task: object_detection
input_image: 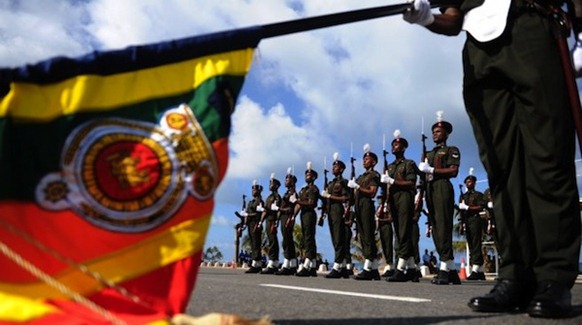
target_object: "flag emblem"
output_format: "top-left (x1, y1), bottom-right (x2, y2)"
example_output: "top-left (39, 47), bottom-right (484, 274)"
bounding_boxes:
top-left (35, 103), bottom-right (217, 233)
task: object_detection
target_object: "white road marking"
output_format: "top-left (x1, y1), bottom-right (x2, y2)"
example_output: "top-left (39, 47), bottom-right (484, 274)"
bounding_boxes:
top-left (260, 284), bottom-right (431, 302)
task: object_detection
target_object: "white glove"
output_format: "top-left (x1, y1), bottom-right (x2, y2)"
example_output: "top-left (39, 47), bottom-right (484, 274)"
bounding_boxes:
top-left (256, 205), bottom-right (264, 212)
top-left (321, 190), bottom-right (331, 199)
top-left (270, 203), bottom-right (279, 211)
top-left (403, 0), bottom-right (435, 26)
top-left (380, 172), bottom-right (394, 185)
top-left (573, 37), bottom-right (582, 78)
top-left (347, 178), bottom-right (360, 189)
top-left (458, 201), bottom-right (469, 211)
top-left (487, 201), bottom-right (493, 209)
top-left (289, 194), bottom-right (297, 203)
top-left (239, 210), bottom-right (248, 217)
top-left (418, 158), bottom-right (435, 174)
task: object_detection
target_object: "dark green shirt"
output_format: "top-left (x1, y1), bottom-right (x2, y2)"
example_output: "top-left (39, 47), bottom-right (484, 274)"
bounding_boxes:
top-left (461, 189), bottom-right (486, 217)
top-left (387, 158), bottom-right (417, 193)
top-left (426, 145), bottom-right (460, 181)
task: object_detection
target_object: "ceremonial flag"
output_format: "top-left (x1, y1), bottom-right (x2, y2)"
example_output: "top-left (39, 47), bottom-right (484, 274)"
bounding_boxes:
top-left (0, 27), bottom-right (260, 324)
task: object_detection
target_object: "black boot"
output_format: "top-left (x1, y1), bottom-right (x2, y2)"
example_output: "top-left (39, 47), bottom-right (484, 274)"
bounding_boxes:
top-left (325, 269), bottom-right (342, 279)
top-left (407, 269), bottom-right (420, 283)
top-left (431, 270), bottom-right (450, 285)
top-left (387, 269), bottom-right (408, 282)
top-left (468, 279), bottom-right (534, 313)
top-left (245, 266), bottom-right (261, 274)
top-left (260, 267), bottom-right (277, 274)
top-left (274, 267), bottom-right (296, 276)
top-left (527, 281), bottom-right (573, 318)
top-left (448, 270), bottom-right (462, 285)
top-left (295, 267), bottom-right (311, 277)
top-left (341, 268), bottom-right (352, 278)
top-left (381, 269), bottom-right (395, 278)
top-left (354, 269), bottom-right (381, 281)
top-left (467, 271), bottom-right (486, 281)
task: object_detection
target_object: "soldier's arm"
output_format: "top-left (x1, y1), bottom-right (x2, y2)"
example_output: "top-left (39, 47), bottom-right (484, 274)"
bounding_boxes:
top-left (358, 184), bottom-right (378, 198)
top-left (433, 163), bottom-right (459, 178)
top-left (426, 6), bottom-right (463, 36)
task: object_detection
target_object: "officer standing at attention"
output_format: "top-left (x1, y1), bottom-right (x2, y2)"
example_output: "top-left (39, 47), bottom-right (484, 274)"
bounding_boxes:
top-left (240, 180), bottom-right (265, 274)
top-left (417, 111), bottom-right (461, 285)
top-left (403, 0), bottom-right (581, 317)
top-left (458, 168), bottom-right (487, 280)
top-left (259, 173), bottom-right (282, 274)
top-left (295, 162), bottom-right (320, 277)
top-left (348, 144), bottom-right (381, 280)
top-left (275, 168), bottom-right (299, 276)
top-left (381, 130), bottom-right (420, 282)
top-left (321, 153), bottom-right (350, 278)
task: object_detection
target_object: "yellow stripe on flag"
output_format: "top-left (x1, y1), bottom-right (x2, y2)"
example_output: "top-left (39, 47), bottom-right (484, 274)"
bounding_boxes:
top-left (0, 292), bottom-right (58, 321)
top-left (0, 48), bottom-right (254, 121)
top-left (0, 214), bottom-right (211, 298)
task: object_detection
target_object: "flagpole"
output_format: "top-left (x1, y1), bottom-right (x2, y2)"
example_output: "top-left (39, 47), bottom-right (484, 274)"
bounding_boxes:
top-left (260, 0), bottom-right (458, 39)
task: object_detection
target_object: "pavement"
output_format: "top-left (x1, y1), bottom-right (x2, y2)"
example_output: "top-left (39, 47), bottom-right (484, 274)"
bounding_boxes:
top-left (187, 265), bottom-right (582, 325)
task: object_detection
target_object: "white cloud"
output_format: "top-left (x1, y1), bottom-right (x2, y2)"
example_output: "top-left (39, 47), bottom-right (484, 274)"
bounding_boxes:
top-left (211, 214), bottom-right (230, 227)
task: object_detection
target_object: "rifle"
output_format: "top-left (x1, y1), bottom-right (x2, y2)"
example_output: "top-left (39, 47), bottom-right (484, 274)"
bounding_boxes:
top-left (284, 191), bottom-right (297, 229)
top-left (416, 122), bottom-right (431, 237)
top-left (345, 144), bottom-right (356, 226)
top-left (317, 157), bottom-right (329, 227)
top-left (456, 184), bottom-right (467, 235)
top-left (234, 194), bottom-right (247, 265)
top-left (376, 134), bottom-right (392, 231)
top-left (234, 194), bottom-right (247, 237)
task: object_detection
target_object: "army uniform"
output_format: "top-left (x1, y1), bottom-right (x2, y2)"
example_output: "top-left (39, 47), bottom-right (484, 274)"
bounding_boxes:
top-left (244, 185), bottom-right (264, 273)
top-left (295, 169), bottom-right (320, 277)
top-left (275, 173), bottom-right (298, 275)
top-left (453, 0), bottom-right (582, 317)
top-left (459, 177), bottom-right (487, 280)
top-left (260, 178), bottom-right (282, 274)
top-left (422, 119), bottom-right (461, 285)
top-left (386, 156), bottom-right (418, 282)
top-left (352, 152), bottom-right (381, 280)
top-left (324, 159), bottom-right (350, 279)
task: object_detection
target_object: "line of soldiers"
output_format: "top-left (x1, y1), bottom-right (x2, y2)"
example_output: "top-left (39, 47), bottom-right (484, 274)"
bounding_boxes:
top-left (237, 111), bottom-right (497, 284)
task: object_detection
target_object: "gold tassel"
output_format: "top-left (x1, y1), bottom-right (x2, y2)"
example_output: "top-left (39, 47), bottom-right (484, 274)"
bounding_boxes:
top-left (171, 313), bottom-right (272, 325)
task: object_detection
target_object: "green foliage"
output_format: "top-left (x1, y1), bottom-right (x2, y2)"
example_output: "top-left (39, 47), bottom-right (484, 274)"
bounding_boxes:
top-left (203, 246), bottom-right (223, 262)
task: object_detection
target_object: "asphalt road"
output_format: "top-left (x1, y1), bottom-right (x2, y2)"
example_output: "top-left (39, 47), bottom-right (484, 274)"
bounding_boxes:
top-left (186, 266), bottom-right (582, 325)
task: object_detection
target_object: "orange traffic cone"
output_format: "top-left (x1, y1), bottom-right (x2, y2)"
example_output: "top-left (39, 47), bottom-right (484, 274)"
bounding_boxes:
top-left (459, 257), bottom-right (467, 280)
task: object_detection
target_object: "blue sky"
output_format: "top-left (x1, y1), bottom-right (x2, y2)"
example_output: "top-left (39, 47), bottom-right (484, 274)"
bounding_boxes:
top-left (2, 0), bottom-right (581, 265)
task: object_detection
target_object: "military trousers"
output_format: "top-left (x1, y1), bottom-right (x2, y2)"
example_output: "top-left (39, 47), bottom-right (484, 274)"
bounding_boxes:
top-left (463, 11), bottom-right (581, 286)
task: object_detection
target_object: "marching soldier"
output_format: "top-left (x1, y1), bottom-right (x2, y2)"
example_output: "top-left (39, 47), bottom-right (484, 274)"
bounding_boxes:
top-left (240, 180), bottom-right (265, 274)
top-left (275, 168), bottom-right (299, 275)
top-left (417, 111), bottom-right (461, 285)
top-left (381, 130), bottom-right (419, 282)
top-left (295, 162), bottom-right (320, 277)
top-left (259, 173), bottom-right (282, 274)
top-left (321, 153), bottom-right (350, 278)
top-left (348, 144), bottom-right (381, 280)
top-left (458, 168), bottom-right (487, 280)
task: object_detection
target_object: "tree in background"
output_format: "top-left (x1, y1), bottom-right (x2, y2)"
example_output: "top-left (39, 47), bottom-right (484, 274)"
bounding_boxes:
top-left (203, 246), bottom-right (223, 263)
